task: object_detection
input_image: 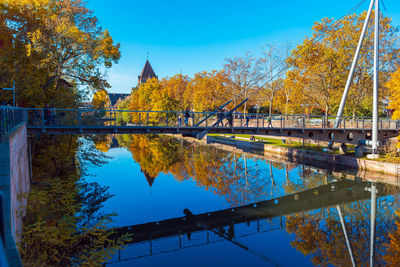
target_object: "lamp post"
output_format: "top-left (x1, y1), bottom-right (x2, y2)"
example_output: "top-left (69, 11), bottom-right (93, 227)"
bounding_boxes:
top-left (0, 81), bottom-right (15, 106)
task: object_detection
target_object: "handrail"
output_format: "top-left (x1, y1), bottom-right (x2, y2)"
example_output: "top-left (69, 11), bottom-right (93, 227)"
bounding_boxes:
top-left (1, 106), bottom-right (398, 135)
top-left (21, 107), bottom-right (393, 120)
top-left (0, 106), bottom-right (26, 141)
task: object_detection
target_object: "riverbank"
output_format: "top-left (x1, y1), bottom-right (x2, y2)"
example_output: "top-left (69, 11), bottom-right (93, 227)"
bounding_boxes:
top-left (168, 133), bottom-right (399, 181)
top-left (206, 135), bottom-right (400, 177)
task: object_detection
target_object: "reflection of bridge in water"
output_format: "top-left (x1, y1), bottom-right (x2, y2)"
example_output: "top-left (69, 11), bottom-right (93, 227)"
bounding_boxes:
top-left (19, 108), bottom-right (400, 145)
top-left (108, 179), bottom-right (395, 265)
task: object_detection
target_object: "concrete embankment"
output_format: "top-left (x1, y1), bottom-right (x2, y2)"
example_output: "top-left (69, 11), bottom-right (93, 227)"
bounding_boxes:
top-left (170, 134), bottom-right (398, 182)
top-left (203, 136), bottom-right (400, 178)
top-left (0, 123), bottom-right (30, 266)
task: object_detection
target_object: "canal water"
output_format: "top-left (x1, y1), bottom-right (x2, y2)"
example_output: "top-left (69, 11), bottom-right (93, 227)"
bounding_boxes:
top-left (86, 135), bottom-right (400, 266)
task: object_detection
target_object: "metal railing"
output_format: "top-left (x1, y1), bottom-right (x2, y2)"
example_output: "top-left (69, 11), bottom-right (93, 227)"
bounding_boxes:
top-left (0, 106), bottom-right (25, 141)
top-left (23, 108), bottom-right (400, 132)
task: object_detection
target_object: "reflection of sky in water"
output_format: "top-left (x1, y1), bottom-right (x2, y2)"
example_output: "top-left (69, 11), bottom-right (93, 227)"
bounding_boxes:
top-left (86, 146), bottom-right (399, 266)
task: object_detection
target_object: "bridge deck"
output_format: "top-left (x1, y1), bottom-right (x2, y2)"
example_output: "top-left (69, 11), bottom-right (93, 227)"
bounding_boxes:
top-left (27, 125), bottom-right (398, 145)
top-left (1, 106), bottom-right (397, 144)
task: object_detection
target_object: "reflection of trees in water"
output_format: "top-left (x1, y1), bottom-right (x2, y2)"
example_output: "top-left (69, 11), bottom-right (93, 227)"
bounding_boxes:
top-left (119, 135), bottom-right (286, 205)
top-left (285, 183), bottom-right (400, 266)
top-left (385, 210), bottom-right (400, 265)
top-left (19, 135), bottom-right (129, 265)
top-left (283, 166), bottom-right (330, 195)
top-left (117, 135), bottom-right (400, 265)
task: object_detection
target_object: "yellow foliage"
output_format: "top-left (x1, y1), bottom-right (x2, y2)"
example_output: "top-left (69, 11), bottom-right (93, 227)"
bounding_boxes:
top-left (92, 90), bottom-right (110, 109)
top-left (387, 68), bottom-right (400, 120)
top-left (186, 70), bottom-right (229, 111)
top-left (384, 209), bottom-right (400, 266)
top-left (284, 11), bottom-right (399, 116)
top-left (94, 135), bottom-right (111, 152)
top-left (0, 0), bottom-right (120, 107)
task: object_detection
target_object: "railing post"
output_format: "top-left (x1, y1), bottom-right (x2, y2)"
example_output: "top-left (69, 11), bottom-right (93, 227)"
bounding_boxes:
top-left (166, 113), bottom-right (169, 126)
top-left (78, 110), bottom-right (82, 130)
top-left (256, 115), bottom-right (259, 128)
top-left (343, 118), bottom-right (346, 130)
top-left (362, 118), bottom-right (365, 131)
top-left (302, 116), bottom-right (305, 132)
top-left (41, 109), bottom-right (44, 129)
top-left (280, 116), bottom-right (283, 130)
top-left (139, 112), bottom-right (141, 126)
top-left (283, 115), bottom-right (285, 128)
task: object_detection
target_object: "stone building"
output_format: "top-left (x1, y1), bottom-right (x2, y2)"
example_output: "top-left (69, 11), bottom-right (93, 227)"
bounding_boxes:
top-left (138, 60), bottom-right (158, 85)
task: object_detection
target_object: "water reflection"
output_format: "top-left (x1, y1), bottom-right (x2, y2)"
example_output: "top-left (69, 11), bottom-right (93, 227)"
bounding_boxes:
top-left (90, 134), bottom-right (400, 266)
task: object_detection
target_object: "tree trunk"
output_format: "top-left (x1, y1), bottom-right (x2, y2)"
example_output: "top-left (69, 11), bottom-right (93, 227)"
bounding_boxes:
top-left (269, 98), bottom-right (273, 115)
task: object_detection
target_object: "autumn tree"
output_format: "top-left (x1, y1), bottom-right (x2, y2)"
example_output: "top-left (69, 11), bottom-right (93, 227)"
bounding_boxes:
top-left (0, 0), bottom-right (120, 107)
top-left (259, 44), bottom-right (286, 114)
top-left (285, 11), bottom-right (399, 116)
top-left (387, 68), bottom-right (400, 120)
top-left (224, 54), bottom-right (261, 114)
top-left (116, 97), bottom-right (132, 125)
top-left (92, 90), bottom-right (110, 109)
top-left (185, 70), bottom-right (229, 111)
top-left (162, 74), bottom-right (188, 110)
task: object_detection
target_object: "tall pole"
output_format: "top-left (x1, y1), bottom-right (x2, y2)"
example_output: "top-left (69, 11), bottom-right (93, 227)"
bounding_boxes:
top-left (370, 0), bottom-right (380, 158)
top-left (333, 0), bottom-right (375, 128)
top-left (328, 0), bottom-right (374, 150)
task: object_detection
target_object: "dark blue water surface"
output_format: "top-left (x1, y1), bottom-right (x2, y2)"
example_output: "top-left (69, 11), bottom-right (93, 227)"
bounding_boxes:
top-left (86, 135), bottom-right (400, 266)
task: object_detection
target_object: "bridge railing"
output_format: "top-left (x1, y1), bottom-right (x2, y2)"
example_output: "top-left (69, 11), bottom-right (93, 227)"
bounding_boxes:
top-left (24, 108), bottom-right (400, 131)
top-left (0, 106), bottom-right (26, 140)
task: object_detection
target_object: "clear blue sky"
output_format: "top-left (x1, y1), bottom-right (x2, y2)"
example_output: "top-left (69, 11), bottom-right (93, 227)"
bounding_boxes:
top-left (87, 0), bottom-right (400, 93)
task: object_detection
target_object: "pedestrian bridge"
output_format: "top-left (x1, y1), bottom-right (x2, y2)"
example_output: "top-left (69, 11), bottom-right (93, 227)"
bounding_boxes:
top-left (1, 106), bottom-right (399, 145)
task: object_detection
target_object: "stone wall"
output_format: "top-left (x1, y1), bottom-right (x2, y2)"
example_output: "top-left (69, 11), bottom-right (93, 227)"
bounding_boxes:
top-left (0, 123), bottom-right (30, 266)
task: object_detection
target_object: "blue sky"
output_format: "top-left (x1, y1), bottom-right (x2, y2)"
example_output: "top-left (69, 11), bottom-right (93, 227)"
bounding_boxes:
top-left (87, 0), bottom-right (400, 93)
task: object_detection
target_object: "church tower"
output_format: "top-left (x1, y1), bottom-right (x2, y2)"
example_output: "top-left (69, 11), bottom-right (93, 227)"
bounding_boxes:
top-left (138, 60), bottom-right (158, 85)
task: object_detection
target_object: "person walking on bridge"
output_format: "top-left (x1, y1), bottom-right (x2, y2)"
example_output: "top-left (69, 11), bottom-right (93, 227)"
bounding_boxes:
top-left (267, 116), bottom-right (272, 128)
top-left (217, 111), bottom-right (224, 126)
top-left (227, 112), bottom-right (233, 128)
top-left (184, 110), bottom-right (190, 126)
top-left (178, 115), bottom-right (182, 126)
top-left (244, 115), bottom-right (250, 127)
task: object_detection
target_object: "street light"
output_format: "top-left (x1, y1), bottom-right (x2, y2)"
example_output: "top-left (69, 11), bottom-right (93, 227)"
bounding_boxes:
top-left (0, 81), bottom-right (15, 106)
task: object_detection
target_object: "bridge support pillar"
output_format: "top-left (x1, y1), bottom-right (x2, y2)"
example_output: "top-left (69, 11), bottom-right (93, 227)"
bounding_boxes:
top-left (355, 145), bottom-right (365, 157)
